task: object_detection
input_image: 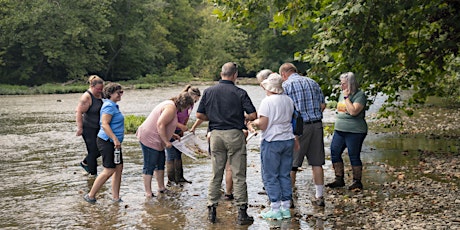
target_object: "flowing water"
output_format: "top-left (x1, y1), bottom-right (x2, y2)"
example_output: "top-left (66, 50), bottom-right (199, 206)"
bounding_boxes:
top-left (0, 84), bottom-right (458, 229)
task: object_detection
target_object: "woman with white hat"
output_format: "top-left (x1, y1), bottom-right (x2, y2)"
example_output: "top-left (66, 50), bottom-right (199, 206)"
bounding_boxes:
top-left (250, 73), bottom-right (297, 220)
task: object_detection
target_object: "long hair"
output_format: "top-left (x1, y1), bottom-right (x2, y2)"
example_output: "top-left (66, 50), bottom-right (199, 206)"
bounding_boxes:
top-left (340, 72), bottom-right (359, 95)
top-left (171, 92), bottom-right (195, 112)
top-left (182, 85), bottom-right (201, 97)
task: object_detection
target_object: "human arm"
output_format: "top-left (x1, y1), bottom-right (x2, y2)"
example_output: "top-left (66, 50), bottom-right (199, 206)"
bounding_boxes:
top-left (245, 112), bottom-right (257, 122)
top-left (157, 104), bottom-right (177, 149)
top-left (251, 115), bottom-right (268, 131)
top-left (75, 92), bottom-right (91, 136)
top-left (343, 89), bottom-right (365, 116)
top-left (190, 119), bottom-right (204, 133)
top-left (196, 112), bottom-right (209, 121)
top-left (100, 113), bottom-right (121, 149)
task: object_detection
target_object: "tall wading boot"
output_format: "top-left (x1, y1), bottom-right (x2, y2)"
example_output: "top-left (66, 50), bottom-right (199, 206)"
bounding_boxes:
top-left (348, 165), bottom-right (363, 191)
top-left (326, 162), bottom-right (345, 188)
top-left (175, 159), bottom-right (192, 184)
top-left (208, 205), bottom-right (217, 223)
top-left (166, 161), bottom-right (176, 187)
top-left (237, 205), bottom-right (254, 225)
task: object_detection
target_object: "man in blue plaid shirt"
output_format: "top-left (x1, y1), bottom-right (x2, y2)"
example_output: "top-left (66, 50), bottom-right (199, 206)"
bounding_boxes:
top-left (279, 63), bottom-right (326, 207)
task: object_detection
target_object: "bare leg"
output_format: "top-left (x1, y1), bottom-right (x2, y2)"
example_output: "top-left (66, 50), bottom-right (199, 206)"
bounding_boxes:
top-left (143, 174), bottom-right (153, 197)
top-left (88, 167), bottom-right (115, 198)
top-left (111, 164), bottom-right (123, 200)
top-left (312, 166), bottom-right (324, 185)
top-left (155, 170), bottom-right (166, 191)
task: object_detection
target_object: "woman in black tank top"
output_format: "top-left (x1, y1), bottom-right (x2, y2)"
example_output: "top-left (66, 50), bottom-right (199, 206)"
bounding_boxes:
top-left (75, 75), bottom-right (104, 176)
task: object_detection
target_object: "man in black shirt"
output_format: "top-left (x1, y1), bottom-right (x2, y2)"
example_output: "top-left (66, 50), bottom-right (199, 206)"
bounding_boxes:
top-left (197, 62), bottom-right (257, 225)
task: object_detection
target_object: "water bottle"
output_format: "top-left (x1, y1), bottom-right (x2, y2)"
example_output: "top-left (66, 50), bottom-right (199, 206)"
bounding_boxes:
top-left (114, 148), bottom-right (121, 164)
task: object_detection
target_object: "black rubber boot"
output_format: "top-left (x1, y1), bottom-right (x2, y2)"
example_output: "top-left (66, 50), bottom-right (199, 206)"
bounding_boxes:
top-left (348, 166), bottom-right (363, 191)
top-left (166, 161), bottom-right (176, 186)
top-left (237, 205), bottom-right (254, 225)
top-left (326, 162), bottom-right (345, 188)
top-left (175, 159), bottom-right (192, 184)
top-left (208, 205), bottom-right (217, 223)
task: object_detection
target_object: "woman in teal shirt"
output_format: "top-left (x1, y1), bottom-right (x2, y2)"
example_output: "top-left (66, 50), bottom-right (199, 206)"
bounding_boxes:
top-left (326, 72), bottom-right (367, 191)
top-left (84, 83), bottom-right (125, 203)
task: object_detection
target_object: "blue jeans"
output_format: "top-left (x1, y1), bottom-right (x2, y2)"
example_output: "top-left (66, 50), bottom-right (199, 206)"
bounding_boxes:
top-left (140, 142), bottom-right (165, 175)
top-left (260, 139), bottom-right (294, 203)
top-left (330, 130), bottom-right (367, 166)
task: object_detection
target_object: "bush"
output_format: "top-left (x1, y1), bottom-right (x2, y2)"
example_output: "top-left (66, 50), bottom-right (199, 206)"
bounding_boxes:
top-left (124, 115), bottom-right (146, 134)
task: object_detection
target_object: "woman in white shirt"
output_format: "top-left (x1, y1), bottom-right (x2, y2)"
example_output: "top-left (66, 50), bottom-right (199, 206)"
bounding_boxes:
top-left (251, 73), bottom-right (297, 220)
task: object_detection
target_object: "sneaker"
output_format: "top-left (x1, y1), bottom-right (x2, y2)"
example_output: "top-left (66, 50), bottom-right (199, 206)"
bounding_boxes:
top-left (280, 209), bottom-right (291, 219)
top-left (260, 209), bottom-right (282, 220)
top-left (80, 161), bottom-right (90, 174)
top-left (312, 196), bottom-right (325, 207)
top-left (224, 193), bottom-right (234, 200)
top-left (83, 194), bottom-right (96, 204)
top-left (112, 198), bottom-right (123, 203)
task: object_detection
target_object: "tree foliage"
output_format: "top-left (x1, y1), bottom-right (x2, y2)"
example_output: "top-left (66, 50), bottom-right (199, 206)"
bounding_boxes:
top-left (0, 0), bottom-right (254, 85)
top-left (211, 0), bottom-right (460, 117)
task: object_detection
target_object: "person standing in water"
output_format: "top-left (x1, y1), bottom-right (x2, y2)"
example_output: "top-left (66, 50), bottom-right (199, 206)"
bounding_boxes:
top-left (75, 75), bottom-right (104, 177)
top-left (137, 92), bottom-right (195, 197)
top-left (83, 83), bottom-right (125, 203)
top-left (165, 85), bottom-right (201, 186)
top-left (196, 62), bottom-right (257, 225)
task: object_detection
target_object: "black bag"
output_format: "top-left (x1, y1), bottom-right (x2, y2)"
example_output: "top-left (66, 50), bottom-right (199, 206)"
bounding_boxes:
top-left (292, 109), bottom-right (303, 136)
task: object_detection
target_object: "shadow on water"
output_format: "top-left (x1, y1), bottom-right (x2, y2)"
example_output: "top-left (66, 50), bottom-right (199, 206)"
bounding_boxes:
top-left (0, 86), bottom-right (458, 229)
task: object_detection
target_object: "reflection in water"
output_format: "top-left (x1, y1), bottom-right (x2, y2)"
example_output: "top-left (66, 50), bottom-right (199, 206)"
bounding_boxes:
top-left (0, 86), bottom-right (456, 229)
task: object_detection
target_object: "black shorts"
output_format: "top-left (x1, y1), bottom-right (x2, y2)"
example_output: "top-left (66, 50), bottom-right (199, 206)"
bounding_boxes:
top-left (97, 137), bottom-right (123, 168)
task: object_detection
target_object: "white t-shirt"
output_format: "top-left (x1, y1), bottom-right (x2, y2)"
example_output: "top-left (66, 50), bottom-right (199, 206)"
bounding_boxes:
top-left (258, 94), bottom-right (295, 142)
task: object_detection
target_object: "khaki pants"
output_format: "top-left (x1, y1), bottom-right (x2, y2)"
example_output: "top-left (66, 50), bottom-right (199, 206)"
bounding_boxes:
top-left (207, 129), bottom-right (248, 207)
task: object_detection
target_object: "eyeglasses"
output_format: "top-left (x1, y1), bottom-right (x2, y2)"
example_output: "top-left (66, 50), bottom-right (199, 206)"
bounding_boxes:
top-left (117, 90), bottom-right (124, 96)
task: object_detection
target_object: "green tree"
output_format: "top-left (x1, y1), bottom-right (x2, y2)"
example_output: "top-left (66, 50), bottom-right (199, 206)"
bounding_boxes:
top-left (0, 0), bottom-right (112, 85)
top-left (211, 0), bottom-right (460, 116)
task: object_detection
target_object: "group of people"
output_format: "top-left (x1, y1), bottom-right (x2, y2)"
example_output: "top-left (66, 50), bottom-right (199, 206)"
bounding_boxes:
top-left (75, 61), bottom-right (368, 226)
top-left (76, 76), bottom-right (199, 203)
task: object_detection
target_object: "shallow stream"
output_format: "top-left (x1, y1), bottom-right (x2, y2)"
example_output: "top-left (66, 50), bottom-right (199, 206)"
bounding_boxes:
top-left (0, 84), bottom-right (458, 229)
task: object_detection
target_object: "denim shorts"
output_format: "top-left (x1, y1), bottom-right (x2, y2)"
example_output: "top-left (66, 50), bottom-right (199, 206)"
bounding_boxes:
top-left (140, 142), bottom-right (165, 175)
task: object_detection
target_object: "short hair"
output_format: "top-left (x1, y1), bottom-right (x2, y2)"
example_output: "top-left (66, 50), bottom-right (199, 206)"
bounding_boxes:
top-left (171, 92), bottom-right (195, 112)
top-left (103, 83), bottom-right (122, 99)
top-left (279, 63), bottom-right (297, 75)
top-left (88, 75), bottom-right (104, 87)
top-left (340, 72), bottom-right (359, 94)
top-left (221, 62), bottom-right (238, 77)
top-left (256, 69), bottom-right (272, 83)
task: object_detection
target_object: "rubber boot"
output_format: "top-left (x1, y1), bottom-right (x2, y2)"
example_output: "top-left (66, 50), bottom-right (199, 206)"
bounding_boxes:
top-left (348, 166), bottom-right (363, 191)
top-left (166, 161), bottom-right (176, 187)
top-left (326, 162), bottom-right (345, 188)
top-left (208, 205), bottom-right (217, 223)
top-left (175, 159), bottom-right (192, 184)
top-left (237, 205), bottom-right (254, 225)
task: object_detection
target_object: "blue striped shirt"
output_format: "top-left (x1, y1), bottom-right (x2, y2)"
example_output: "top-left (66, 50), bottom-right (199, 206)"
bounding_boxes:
top-left (282, 73), bottom-right (325, 122)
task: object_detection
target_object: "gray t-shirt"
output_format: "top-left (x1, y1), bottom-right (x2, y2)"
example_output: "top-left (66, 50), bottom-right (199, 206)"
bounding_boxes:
top-left (335, 90), bottom-right (368, 133)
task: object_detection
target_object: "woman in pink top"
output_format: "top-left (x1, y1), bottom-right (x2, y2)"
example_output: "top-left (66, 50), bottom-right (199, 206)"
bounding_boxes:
top-left (136, 92), bottom-right (195, 197)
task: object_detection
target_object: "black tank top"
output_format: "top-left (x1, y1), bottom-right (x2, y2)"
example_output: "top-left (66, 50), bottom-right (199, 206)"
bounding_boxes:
top-left (82, 90), bottom-right (103, 129)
